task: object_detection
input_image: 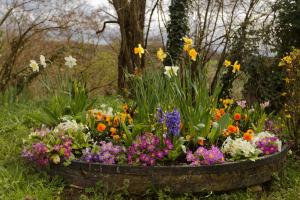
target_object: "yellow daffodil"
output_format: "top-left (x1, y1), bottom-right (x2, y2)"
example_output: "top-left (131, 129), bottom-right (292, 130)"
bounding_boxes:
top-left (182, 36), bottom-right (193, 52)
top-left (134, 44), bottom-right (144, 58)
top-left (183, 36), bottom-right (193, 46)
top-left (232, 61), bottom-right (240, 73)
top-left (157, 48), bottom-right (167, 62)
top-left (189, 48), bottom-right (198, 61)
top-left (224, 60), bottom-right (231, 67)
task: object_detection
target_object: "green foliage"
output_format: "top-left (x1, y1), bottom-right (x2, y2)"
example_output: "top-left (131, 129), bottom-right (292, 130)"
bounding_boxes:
top-left (242, 56), bottom-right (285, 113)
top-left (129, 67), bottom-right (220, 145)
top-left (30, 81), bottom-right (95, 126)
top-left (279, 49), bottom-right (300, 143)
top-left (165, 0), bottom-right (190, 65)
top-left (274, 0), bottom-right (300, 57)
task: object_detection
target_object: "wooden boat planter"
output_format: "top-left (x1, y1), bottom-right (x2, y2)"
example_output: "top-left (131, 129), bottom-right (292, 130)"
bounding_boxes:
top-left (50, 145), bottom-right (289, 194)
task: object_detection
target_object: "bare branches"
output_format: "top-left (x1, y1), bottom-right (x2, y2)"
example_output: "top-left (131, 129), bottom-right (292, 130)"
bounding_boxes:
top-left (96, 20), bottom-right (118, 34)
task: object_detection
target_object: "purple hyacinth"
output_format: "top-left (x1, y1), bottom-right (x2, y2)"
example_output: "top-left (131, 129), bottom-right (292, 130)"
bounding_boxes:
top-left (81, 141), bottom-right (124, 164)
top-left (156, 107), bottom-right (165, 124)
top-left (127, 132), bottom-right (173, 166)
top-left (186, 146), bottom-right (224, 166)
top-left (256, 137), bottom-right (280, 155)
top-left (165, 109), bottom-right (181, 136)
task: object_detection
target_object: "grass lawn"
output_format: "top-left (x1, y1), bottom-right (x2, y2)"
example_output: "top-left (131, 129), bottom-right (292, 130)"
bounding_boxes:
top-left (0, 100), bottom-right (300, 200)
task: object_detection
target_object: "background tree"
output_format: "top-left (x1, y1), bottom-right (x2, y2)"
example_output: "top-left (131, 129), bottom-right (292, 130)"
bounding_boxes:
top-left (274, 0), bottom-right (300, 57)
top-left (98, 0), bottom-right (146, 91)
top-left (164, 0), bottom-right (190, 66)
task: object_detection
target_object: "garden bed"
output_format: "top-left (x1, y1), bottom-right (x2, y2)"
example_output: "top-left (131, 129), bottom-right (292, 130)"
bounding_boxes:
top-left (50, 145), bottom-right (288, 194)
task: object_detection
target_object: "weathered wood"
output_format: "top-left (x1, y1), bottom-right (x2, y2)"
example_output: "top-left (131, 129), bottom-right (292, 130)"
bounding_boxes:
top-left (49, 145), bottom-right (288, 194)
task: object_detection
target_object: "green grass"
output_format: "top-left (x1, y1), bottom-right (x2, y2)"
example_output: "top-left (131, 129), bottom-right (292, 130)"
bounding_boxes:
top-left (0, 100), bottom-right (300, 200)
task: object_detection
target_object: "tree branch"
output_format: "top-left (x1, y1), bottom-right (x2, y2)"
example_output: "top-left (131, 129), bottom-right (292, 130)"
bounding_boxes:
top-left (96, 20), bottom-right (118, 34)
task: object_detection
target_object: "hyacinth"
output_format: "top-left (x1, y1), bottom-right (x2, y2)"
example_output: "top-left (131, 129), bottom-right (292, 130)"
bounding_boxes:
top-left (186, 146), bottom-right (224, 166)
top-left (256, 137), bottom-right (280, 155)
top-left (165, 109), bottom-right (181, 136)
top-left (127, 132), bottom-right (173, 166)
top-left (22, 142), bottom-right (49, 166)
top-left (81, 141), bottom-right (124, 164)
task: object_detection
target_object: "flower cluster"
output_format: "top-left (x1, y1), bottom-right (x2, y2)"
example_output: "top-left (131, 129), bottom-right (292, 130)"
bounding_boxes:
top-left (81, 142), bottom-right (125, 164)
top-left (165, 109), bottom-right (181, 136)
top-left (88, 104), bottom-right (133, 143)
top-left (186, 146), bottom-right (224, 166)
top-left (22, 142), bottom-right (49, 166)
top-left (256, 137), bottom-right (281, 155)
top-left (222, 137), bottom-right (261, 160)
top-left (127, 132), bottom-right (173, 166)
top-left (155, 108), bottom-right (181, 137)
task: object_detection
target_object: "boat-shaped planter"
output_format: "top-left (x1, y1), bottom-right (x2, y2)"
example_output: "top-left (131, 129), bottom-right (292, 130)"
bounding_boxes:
top-left (50, 145), bottom-right (289, 194)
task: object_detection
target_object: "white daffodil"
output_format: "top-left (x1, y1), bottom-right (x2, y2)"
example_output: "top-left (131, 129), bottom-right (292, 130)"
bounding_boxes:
top-left (29, 60), bottom-right (39, 72)
top-left (164, 66), bottom-right (179, 78)
top-left (40, 55), bottom-right (47, 68)
top-left (64, 55), bottom-right (77, 68)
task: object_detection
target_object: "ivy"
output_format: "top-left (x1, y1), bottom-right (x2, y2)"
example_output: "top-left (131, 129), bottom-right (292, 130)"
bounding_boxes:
top-left (165, 0), bottom-right (190, 66)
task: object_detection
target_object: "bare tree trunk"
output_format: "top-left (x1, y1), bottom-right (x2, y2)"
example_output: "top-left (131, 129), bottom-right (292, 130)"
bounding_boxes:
top-left (112, 0), bottom-right (146, 90)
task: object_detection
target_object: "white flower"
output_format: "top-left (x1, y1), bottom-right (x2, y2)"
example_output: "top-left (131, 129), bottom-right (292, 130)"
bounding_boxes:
top-left (64, 55), bottom-right (77, 68)
top-left (29, 60), bottom-right (39, 72)
top-left (212, 122), bottom-right (219, 128)
top-left (40, 55), bottom-right (47, 68)
top-left (260, 101), bottom-right (270, 109)
top-left (222, 137), bottom-right (260, 159)
top-left (54, 120), bottom-right (85, 133)
top-left (164, 66), bottom-right (179, 78)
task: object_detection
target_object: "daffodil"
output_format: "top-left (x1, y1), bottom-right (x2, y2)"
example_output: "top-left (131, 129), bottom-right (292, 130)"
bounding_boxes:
top-left (189, 48), bottom-right (198, 61)
top-left (134, 44), bottom-right (144, 58)
top-left (232, 61), bottom-right (240, 73)
top-left (157, 48), bottom-right (167, 62)
top-left (65, 56), bottom-right (77, 68)
top-left (182, 36), bottom-right (193, 52)
top-left (29, 60), bottom-right (39, 72)
top-left (40, 55), bottom-right (46, 68)
top-left (224, 60), bottom-right (231, 67)
top-left (164, 66), bottom-right (179, 78)
top-left (183, 36), bottom-right (193, 46)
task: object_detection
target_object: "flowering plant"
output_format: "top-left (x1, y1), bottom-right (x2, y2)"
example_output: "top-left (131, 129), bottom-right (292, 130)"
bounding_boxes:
top-left (127, 132), bottom-right (173, 166)
top-left (22, 120), bottom-right (91, 166)
top-left (87, 104), bottom-right (133, 144)
top-left (81, 141), bottom-right (126, 164)
top-left (186, 146), bottom-right (224, 166)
